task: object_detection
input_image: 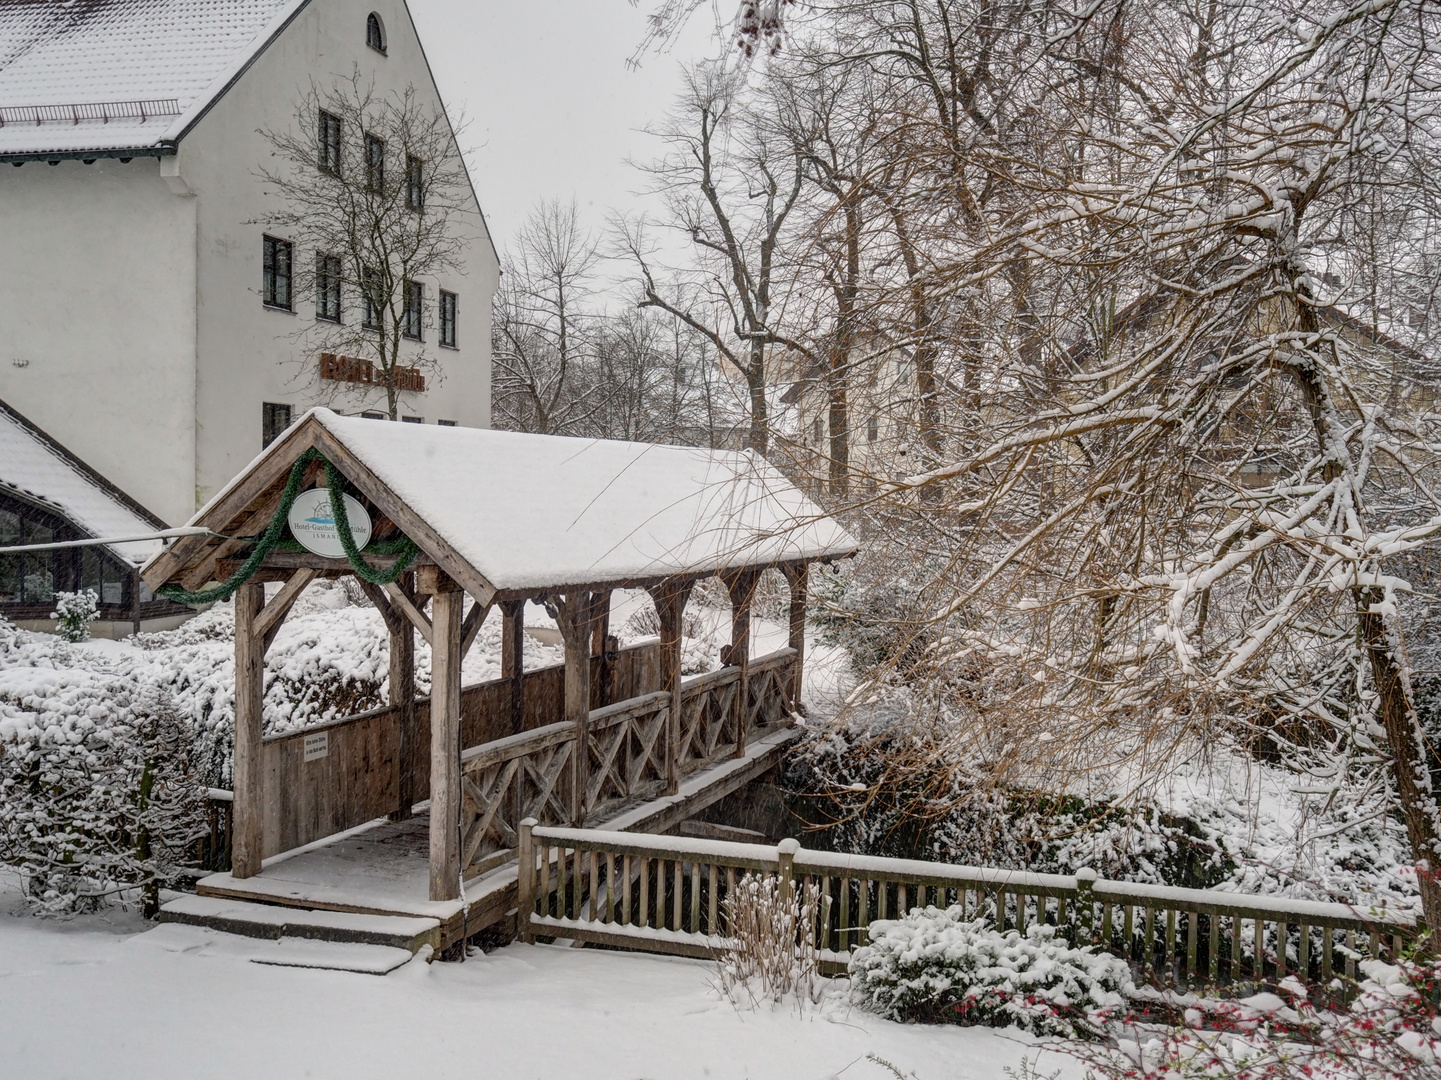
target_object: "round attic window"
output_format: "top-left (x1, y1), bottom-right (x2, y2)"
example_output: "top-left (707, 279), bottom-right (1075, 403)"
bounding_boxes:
top-left (366, 12), bottom-right (387, 54)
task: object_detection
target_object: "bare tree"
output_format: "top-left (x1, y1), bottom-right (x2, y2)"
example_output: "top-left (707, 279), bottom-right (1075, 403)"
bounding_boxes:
top-left (618, 62), bottom-right (808, 455)
top-left (491, 200), bottom-right (603, 434)
top-left (257, 71), bottom-right (474, 420)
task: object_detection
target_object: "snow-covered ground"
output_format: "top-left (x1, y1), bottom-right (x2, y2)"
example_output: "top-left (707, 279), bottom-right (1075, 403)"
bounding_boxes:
top-left (0, 872), bottom-right (1079, 1080)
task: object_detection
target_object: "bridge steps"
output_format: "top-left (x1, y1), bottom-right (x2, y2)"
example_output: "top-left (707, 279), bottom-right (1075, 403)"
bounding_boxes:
top-left (158, 894), bottom-right (442, 962)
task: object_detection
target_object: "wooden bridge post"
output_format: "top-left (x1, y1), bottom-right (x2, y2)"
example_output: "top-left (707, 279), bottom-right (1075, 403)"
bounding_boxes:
top-left (783, 563), bottom-right (809, 711)
top-left (592, 590), bottom-right (614, 708)
top-left (231, 580), bottom-right (266, 879)
top-left (424, 570), bottom-right (464, 903)
top-left (516, 818), bottom-right (537, 942)
top-left (389, 571), bottom-right (416, 821)
top-left (649, 578), bottom-right (695, 796)
top-left (554, 592), bottom-right (596, 824)
top-left (501, 599), bottom-right (525, 735)
top-left (724, 569), bottom-right (758, 758)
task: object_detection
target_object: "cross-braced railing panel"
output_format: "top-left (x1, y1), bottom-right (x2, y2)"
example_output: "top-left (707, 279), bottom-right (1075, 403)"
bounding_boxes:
top-left (456, 648), bottom-right (798, 877)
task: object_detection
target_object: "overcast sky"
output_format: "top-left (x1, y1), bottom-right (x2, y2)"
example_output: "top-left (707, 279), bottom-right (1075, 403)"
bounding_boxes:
top-left (408, 0), bottom-right (722, 261)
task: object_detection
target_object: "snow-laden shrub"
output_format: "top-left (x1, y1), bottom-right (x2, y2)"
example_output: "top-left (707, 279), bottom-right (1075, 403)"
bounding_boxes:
top-left (0, 681), bottom-right (208, 915)
top-left (50, 589), bottom-right (99, 643)
top-left (1073, 950), bottom-right (1441, 1079)
top-left (850, 907), bottom-right (1133, 1038)
top-left (717, 870), bottom-right (824, 1008)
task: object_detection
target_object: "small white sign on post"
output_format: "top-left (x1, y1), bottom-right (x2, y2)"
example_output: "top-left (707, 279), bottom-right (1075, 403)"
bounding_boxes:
top-left (303, 731), bottom-right (329, 762)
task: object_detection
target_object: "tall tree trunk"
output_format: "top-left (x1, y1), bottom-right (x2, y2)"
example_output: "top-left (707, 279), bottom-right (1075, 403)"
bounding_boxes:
top-left (746, 341), bottom-right (768, 455)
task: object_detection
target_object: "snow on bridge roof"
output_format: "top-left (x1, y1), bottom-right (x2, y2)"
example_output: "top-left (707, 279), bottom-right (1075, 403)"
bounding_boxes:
top-left (147, 408), bottom-right (856, 597)
top-left (0, 0), bottom-right (307, 157)
top-left (0, 398), bottom-right (168, 565)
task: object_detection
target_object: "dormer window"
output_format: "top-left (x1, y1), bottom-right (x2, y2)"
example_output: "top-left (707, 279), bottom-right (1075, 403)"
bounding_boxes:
top-left (367, 12), bottom-right (386, 54)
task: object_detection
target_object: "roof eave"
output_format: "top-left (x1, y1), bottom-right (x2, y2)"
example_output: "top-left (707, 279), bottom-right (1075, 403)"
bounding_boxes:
top-left (0, 144), bottom-right (174, 164)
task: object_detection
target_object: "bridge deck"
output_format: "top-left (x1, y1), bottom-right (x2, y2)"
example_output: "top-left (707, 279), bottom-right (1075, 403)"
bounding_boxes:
top-left (195, 725), bottom-right (800, 950)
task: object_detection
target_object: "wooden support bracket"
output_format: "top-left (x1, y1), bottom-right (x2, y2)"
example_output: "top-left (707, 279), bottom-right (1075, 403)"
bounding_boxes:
top-left (460, 600), bottom-right (489, 659)
top-left (252, 568), bottom-right (320, 654)
top-left (384, 579), bottom-right (433, 644)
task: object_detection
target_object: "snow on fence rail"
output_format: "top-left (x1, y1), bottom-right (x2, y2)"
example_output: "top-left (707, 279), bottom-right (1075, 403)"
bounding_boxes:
top-left (516, 823), bottom-right (1418, 990)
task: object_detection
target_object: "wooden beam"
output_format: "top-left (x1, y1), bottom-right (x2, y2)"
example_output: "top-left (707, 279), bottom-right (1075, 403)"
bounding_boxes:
top-left (592, 591), bottom-right (614, 709)
top-left (428, 588), bottom-right (464, 902)
top-left (647, 578), bottom-right (695, 796)
top-left (552, 591), bottom-right (597, 824)
top-left (723, 569), bottom-right (759, 759)
top-left (231, 581), bottom-right (266, 879)
top-left (147, 424), bottom-right (328, 591)
top-left (460, 599), bottom-right (489, 660)
top-left (384, 579), bottom-right (433, 644)
top-left (501, 599), bottom-right (525, 735)
top-left (388, 571), bottom-right (417, 821)
top-left (356, 578), bottom-right (405, 637)
top-left (252, 568), bottom-right (319, 654)
top-left (783, 563), bottom-right (808, 711)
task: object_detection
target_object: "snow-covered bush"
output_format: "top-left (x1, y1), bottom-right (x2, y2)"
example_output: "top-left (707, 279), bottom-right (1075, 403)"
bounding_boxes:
top-left (50, 589), bottom-right (99, 643)
top-left (0, 678), bottom-right (208, 915)
top-left (717, 868), bottom-right (824, 1008)
top-left (849, 908), bottom-right (1133, 1038)
top-left (1073, 950), bottom-right (1441, 1079)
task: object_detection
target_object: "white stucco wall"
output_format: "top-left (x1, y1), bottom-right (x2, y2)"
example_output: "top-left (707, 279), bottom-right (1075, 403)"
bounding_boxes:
top-left (180, 0), bottom-right (498, 510)
top-left (0, 158), bottom-right (198, 525)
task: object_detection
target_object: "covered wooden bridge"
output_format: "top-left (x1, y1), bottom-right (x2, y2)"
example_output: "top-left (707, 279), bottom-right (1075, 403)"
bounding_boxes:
top-left (142, 409), bottom-right (854, 952)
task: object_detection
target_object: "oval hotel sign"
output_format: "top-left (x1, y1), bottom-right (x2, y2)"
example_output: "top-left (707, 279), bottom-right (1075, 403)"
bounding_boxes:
top-left (287, 488), bottom-right (373, 559)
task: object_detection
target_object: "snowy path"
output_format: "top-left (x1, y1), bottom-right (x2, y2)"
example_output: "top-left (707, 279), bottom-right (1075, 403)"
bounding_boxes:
top-left (0, 889), bottom-right (1082, 1080)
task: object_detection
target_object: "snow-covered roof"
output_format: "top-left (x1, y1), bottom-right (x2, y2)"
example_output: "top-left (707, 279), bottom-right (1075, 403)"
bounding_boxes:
top-left (159, 408), bottom-right (856, 595)
top-left (0, 400), bottom-right (168, 565)
top-left (0, 0), bottom-right (308, 157)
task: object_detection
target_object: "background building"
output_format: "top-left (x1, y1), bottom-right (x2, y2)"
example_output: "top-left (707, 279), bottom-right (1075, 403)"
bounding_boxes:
top-left (0, 0), bottom-right (498, 527)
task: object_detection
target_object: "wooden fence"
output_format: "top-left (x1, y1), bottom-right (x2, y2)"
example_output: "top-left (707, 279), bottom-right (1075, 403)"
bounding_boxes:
top-left (517, 824), bottom-right (1419, 991)
top-left (458, 648), bottom-right (798, 877)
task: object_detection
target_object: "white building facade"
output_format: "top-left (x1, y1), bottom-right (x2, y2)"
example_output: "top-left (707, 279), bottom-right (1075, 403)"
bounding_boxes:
top-left (0, 0), bottom-right (498, 527)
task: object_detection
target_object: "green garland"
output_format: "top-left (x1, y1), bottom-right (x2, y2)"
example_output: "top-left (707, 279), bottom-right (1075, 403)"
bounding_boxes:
top-left (157, 449), bottom-right (419, 605)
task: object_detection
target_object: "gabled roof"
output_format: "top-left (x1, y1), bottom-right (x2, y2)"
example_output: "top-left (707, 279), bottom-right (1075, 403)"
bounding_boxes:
top-left (143, 409), bottom-right (857, 598)
top-left (0, 0), bottom-right (309, 157)
top-left (0, 397), bottom-right (169, 565)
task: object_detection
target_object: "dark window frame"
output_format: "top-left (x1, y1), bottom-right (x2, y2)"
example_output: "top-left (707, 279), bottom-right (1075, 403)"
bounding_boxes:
top-left (437, 419), bottom-right (457, 427)
top-left (365, 133), bottom-right (385, 192)
top-left (262, 403), bottom-right (293, 448)
top-left (361, 266), bottom-right (381, 330)
top-left (316, 253), bottom-right (343, 323)
top-left (402, 279), bottom-right (424, 341)
top-left (262, 235), bottom-right (293, 311)
top-left (317, 109), bottom-right (342, 175)
top-left (405, 155), bottom-right (424, 211)
top-left (366, 12), bottom-right (387, 54)
top-left (401, 415), bottom-right (424, 424)
top-left (438, 289), bottom-right (458, 348)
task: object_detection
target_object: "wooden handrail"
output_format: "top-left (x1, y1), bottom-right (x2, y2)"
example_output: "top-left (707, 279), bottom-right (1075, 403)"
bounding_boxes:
top-left (519, 822), bottom-right (1418, 990)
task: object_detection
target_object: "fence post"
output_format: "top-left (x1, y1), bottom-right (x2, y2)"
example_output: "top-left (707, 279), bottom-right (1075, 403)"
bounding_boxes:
top-left (517, 818), bottom-right (537, 943)
top-left (1075, 867), bottom-right (1098, 946)
top-left (778, 838), bottom-right (799, 903)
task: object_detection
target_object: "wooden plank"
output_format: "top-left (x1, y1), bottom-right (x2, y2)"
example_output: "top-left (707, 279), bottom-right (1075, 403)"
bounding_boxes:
top-left (231, 582), bottom-right (266, 878)
top-left (552, 591), bottom-right (596, 824)
top-left (428, 589), bottom-right (463, 902)
top-left (723, 569), bottom-right (757, 760)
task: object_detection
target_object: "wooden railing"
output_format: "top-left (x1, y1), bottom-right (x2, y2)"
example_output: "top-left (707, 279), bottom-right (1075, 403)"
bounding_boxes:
top-left (457, 649), bottom-right (798, 877)
top-left (516, 824), bottom-right (1419, 991)
top-left (255, 641), bottom-right (661, 857)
